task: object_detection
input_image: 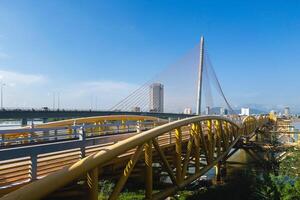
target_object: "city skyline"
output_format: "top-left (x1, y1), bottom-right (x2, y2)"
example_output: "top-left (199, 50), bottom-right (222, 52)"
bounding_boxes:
top-left (0, 1), bottom-right (300, 112)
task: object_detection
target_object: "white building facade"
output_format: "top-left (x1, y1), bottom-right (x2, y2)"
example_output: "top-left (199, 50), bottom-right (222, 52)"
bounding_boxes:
top-left (184, 108), bottom-right (192, 114)
top-left (241, 107), bottom-right (250, 116)
top-left (149, 83), bottom-right (164, 113)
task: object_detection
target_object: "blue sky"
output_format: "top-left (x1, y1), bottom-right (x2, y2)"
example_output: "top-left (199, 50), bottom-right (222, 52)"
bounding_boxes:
top-left (0, 1), bottom-right (300, 112)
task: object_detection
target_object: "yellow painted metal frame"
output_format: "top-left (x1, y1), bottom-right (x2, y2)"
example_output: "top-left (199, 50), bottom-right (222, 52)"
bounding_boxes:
top-left (36, 115), bottom-right (161, 128)
top-left (2, 115), bottom-right (163, 143)
top-left (0, 115), bottom-right (269, 200)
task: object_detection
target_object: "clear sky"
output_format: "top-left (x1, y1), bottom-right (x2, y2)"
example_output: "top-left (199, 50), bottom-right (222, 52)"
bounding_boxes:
top-left (0, 1), bottom-right (300, 112)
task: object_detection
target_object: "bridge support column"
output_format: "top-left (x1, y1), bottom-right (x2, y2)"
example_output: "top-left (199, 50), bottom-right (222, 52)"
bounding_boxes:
top-left (87, 167), bottom-right (99, 200)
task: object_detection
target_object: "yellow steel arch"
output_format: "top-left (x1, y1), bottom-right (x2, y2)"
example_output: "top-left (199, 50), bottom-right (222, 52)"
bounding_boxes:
top-left (242, 115), bottom-right (257, 136)
top-left (0, 115), bottom-right (269, 200)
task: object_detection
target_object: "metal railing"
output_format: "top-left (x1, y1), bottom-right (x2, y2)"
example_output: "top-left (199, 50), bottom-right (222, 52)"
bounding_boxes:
top-left (0, 121), bottom-right (165, 190)
top-left (0, 121), bottom-right (161, 147)
top-left (0, 115), bottom-right (270, 200)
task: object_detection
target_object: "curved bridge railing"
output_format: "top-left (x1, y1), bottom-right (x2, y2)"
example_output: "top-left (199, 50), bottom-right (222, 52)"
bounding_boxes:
top-left (0, 115), bottom-right (269, 200)
top-left (0, 115), bottom-right (164, 147)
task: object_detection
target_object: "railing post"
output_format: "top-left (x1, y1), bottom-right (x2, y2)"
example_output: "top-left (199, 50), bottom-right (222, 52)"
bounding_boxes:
top-left (30, 154), bottom-right (37, 181)
top-left (87, 167), bottom-right (99, 200)
top-left (73, 121), bottom-right (77, 138)
top-left (121, 120), bottom-right (126, 132)
top-left (136, 120), bottom-right (141, 133)
top-left (54, 129), bottom-right (58, 140)
top-left (117, 124), bottom-right (120, 134)
top-left (145, 140), bottom-right (153, 199)
top-left (30, 122), bottom-right (35, 143)
top-left (68, 125), bottom-right (72, 138)
top-left (80, 124), bottom-right (86, 158)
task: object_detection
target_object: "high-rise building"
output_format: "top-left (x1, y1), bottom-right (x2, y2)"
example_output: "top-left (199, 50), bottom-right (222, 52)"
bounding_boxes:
top-left (149, 83), bottom-right (164, 113)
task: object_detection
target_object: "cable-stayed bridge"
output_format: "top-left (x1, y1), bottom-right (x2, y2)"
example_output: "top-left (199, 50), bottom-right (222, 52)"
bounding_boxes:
top-left (0, 37), bottom-right (275, 200)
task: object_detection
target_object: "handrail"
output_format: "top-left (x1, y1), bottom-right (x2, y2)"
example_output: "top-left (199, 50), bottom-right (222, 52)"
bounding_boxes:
top-left (0, 115), bottom-right (165, 147)
top-left (35, 115), bottom-right (162, 128)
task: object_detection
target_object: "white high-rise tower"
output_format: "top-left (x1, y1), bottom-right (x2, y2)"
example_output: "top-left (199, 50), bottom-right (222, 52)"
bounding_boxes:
top-left (149, 83), bottom-right (164, 113)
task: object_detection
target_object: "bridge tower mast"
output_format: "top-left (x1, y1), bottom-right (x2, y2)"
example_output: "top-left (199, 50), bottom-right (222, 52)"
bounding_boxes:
top-left (196, 36), bottom-right (204, 115)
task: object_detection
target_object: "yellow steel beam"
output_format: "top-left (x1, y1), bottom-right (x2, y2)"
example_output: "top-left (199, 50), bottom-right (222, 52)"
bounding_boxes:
top-left (182, 127), bottom-right (194, 179)
top-left (36, 115), bottom-right (162, 128)
top-left (152, 139), bottom-right (177, 185)
top-left (152, 132), bottom-right (242, 200)
top-left (198, 121), bottom-right (210, 164)
top-left (87, 167), bottom-right (99, 200)
top-left (216, 120), bottom-right (221, 157)
top-left (109, 144), bottom-right (144, 200)
top-left (0, 115), bottom-right (261, 200)
top-left (175, 128), bottom-right (182, 184)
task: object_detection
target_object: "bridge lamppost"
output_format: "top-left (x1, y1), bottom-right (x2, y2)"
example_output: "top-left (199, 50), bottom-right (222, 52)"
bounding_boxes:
top-left (1, 82), bottom-right (5, 109)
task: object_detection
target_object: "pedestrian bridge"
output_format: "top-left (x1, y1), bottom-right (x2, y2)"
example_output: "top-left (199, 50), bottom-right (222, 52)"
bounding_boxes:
top-left (0, 36), bottom-right (274, 199)
top-left (0, 114), bottom-right (271, 200)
